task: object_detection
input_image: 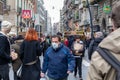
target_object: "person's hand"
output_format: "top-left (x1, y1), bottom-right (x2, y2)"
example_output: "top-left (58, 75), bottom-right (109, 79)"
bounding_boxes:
top-left (40, 72), bottom-right (45, 78)
top-left (11, 52), bottom-right (18, 60)
top-left (67, 70), bottom-right (71, 74)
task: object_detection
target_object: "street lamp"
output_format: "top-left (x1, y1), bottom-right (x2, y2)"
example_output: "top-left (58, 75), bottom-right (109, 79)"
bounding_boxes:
top-left (86, 0), bottom-right (94, 39)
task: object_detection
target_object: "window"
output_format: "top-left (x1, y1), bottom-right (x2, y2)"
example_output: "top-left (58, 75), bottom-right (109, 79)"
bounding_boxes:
top-left (0, 2), bottom-right (3, 15)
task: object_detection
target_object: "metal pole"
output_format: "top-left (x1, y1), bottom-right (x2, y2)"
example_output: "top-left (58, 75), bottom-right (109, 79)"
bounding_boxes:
top-left (86, 0), bottom-right (94, 39)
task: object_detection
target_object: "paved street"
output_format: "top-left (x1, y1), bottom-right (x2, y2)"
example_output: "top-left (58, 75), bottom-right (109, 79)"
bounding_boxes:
top-left (9, 49), bottom-right (90, 80)
top-left (68, 49), bottom-right (90, 80)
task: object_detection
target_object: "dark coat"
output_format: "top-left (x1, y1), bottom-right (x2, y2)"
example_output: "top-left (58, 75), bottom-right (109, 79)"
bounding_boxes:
top-left (0, 33), bottom-right (12, 65)
top-left (85, 39), bottom-right (91, 49)
top-left (20, 40), bottom-right (42, 64)
top-left (88, 37), bottom-right (103, 60)
top-left (42, 43), bottom-right (75, 79)
top-left (20, 40), bottom-right (42, 80)
top-left (40, 40), bottom-right (49, 56)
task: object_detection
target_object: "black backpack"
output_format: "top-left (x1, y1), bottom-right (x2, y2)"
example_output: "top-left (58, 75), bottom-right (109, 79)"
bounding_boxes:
top-left (96, 47), bottom-right (120, 80)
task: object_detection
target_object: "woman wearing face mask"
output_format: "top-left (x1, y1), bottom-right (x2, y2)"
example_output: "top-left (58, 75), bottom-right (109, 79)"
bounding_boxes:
top-left (41, 35), bottom-right (75, 80)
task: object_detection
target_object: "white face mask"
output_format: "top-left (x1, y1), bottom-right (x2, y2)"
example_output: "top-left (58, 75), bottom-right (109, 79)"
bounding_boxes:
top-left (52, 42), bottom-right (59, 49)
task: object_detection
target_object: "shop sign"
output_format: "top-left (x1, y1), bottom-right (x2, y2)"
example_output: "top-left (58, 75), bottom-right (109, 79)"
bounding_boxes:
top-left (22, 10), bottom-right (31, 19)
top-left (103, 5), bottom-right (111, 14)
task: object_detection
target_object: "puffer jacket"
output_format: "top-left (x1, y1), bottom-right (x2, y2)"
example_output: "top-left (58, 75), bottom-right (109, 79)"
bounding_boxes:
top-left (87, 28), bottom-right (120, 80)
top-left (42, 43), bottom-right (75, 79)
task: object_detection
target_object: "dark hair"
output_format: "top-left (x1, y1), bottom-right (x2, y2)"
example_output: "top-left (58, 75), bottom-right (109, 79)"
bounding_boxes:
top-left (75, 35), bottom-right (80, 39)
top-left (51, 35), bottom-right (61, 42)
top-left (111, 1), bottom-right (120, 28)
top-left (16, 35), bottom-right (24, 40)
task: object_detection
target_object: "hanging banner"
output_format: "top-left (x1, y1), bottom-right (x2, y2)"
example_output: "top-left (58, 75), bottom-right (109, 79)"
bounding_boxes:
top-left (22, 10), bottom-right (31, 19)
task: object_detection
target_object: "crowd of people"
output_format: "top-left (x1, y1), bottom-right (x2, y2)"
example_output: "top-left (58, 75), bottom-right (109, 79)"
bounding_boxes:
top-left (0, 1), bottom-right (120, 80)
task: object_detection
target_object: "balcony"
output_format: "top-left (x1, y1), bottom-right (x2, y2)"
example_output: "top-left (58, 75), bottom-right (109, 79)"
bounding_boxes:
top-left (3, 5), bottom-right (11, 14)
top-left (71, 0), bottom-right (80, 9)
top-left (17, 7), bottom-right (22, 15)
top-left (82, 1), bottom-right (88, 8)
top-left (71, 0), bottom-right (80, 5)
top-left (90, 0), bottom-right (101, 4)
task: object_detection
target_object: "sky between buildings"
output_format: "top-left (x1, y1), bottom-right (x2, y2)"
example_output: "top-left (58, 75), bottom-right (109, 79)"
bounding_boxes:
top-left (44, 0), bottom-right (64, 24)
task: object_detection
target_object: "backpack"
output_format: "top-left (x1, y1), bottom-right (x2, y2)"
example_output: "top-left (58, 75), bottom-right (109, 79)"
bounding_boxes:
top-left (96, 47), bottom-right (120, 80)
top-left (73, 42), bottom-right (83, 56)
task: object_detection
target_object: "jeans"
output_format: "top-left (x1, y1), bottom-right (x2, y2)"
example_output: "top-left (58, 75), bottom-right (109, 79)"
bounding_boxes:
top-left (0, 64), bottom-right (9, 80)
top-left (49, 77), bottom-right (67, 80)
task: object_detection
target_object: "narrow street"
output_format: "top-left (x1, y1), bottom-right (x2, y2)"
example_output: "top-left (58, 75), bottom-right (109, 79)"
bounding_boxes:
top-left (9, 49), bottom-right (90, 80)
top-left (68, 49), bottom-right (90, 80)
top-left (0, 0), bottom-right (119, 80)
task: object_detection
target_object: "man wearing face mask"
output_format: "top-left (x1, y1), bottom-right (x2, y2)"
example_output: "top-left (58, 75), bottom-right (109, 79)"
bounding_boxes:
top-left (41, 35), bottom-right (75, 80)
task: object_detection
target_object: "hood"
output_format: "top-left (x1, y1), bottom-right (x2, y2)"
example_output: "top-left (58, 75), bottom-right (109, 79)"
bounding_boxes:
top-left (99, 28), bottom-right (120, 54)
top-left (94, 37), bottom-right (103, 43)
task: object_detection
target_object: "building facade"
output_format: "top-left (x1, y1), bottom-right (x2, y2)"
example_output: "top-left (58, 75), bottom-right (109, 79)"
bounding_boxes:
top-left (0, 0), bottom-right (37, 35)
top-left (53, 22), bottom-right (60, 35)
top-left (47, 14), bottom-right (52, 36)
top-left (62, 0), bottom-right (89, 36)
top-left (90, 0), bottom-right (120, 33)
top-left (61, 0), bottom-right (120, 36)
top-left (36, 0), bottom-right (46, 36)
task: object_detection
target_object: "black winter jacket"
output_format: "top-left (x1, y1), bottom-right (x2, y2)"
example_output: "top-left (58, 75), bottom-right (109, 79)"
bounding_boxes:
top-left (0, 33), bottom-right (12, 65)
top-left (20, 40), bottom-right (42, 64)
top-left (88, 37), bottom-right (103, 60)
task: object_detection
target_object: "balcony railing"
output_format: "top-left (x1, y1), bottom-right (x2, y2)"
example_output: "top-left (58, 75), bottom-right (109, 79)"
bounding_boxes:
top-left (3, 5), bottom-right (11, 14)
top-left (71, 0), bottom-right (80, 5)
top-left (90, 0), bottom-right (101, 4)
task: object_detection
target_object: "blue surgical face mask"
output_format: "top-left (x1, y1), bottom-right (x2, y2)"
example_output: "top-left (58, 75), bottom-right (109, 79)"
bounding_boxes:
top-left (52, 42), bottom-right (59, 49)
